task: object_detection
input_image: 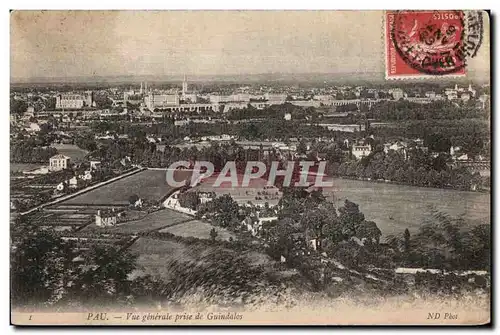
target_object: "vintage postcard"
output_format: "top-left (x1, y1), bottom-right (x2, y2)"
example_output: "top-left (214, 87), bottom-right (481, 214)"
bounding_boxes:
top-left (10, 10), bottom-right (491, 326)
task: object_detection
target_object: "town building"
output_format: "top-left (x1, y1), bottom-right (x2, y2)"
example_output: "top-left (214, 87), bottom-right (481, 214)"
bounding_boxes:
top-left (90, 160), bottom-right (102, 170)
top-left (145, 93), bottom-right (180, 111)
top-left (264, 93), bottom-right (287, 105)
top-left (25, 122), bottom-right (41, 133)
top-left (55, 92), bottom-right (93, 109)
top-left (95, 209), bottom-right (118, 227)
top-left (389, 88), bottom-right (405, 101)
top-left (68, 176), bottom-right (79, 189)
top-left (352, 144), bottom-right (372, 160)
top-left (384, 141), bottom-right (408, 160)
top-left (49, 154), bottom-right (71, 171)
top-left (182, 75), bottom-right (188, 97)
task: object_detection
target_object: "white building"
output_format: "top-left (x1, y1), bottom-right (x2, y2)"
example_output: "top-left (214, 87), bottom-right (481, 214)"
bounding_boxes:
top-left (68, 176), bottom-right (79, 189)
top-left (264, 93), bottom-right (287, 105)
top-left (55, 92), bottom-right (92, 109)
top-left (145, 93), bottom-right (180, 111)
top-left (95, 209), bottom-right (118, 227)
top-left (90, 160), bottom-right (101, 170)
top-left (425, 91), bottom-right (436, 99)
top-left (49, 154), bottom-right (70, 171)
top-left (25, 122), bottom-right (41, 133)
top-left (468, 84), bottom-right (477, 98)
top-left (352, 144), bottom-right (372, 159)
top-left (389, 88), bottom-right (405, 101)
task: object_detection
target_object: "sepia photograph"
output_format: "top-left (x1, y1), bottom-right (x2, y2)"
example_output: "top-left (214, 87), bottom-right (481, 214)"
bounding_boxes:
top-left (9, 9), bottom-right (491, 326)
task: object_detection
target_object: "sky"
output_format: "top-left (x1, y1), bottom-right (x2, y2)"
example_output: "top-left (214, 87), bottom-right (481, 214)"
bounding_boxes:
top-left (10, 10), bottom-right (490, 80)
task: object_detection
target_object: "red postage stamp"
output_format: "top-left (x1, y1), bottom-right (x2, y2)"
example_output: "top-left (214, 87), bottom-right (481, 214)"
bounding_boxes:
top-left (385, 10), bottom-right (483, 79)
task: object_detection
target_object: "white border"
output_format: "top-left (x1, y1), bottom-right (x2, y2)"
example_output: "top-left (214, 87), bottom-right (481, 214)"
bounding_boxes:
top-left (1, 1), bottom-right (497, 334)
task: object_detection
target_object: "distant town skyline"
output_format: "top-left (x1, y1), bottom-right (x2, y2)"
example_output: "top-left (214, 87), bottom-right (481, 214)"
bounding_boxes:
top-left (11, 10), bottom-right (490, 82)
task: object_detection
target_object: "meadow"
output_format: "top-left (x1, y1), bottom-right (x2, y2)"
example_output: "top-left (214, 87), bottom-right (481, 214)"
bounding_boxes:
top-left (62, 169), bottom-right (177, 205)
top-left (325, 178), bottom-right (490, 236)
top-left (159, 219), bottom-right (235, 241)
top-left (82, 208), bottom-right (192, 234)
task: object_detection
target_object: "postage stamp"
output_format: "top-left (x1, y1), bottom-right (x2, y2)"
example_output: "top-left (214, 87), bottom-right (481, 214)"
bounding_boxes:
top-left (10, 10), bottom-right (491, 326)
top-left (385, 10), bottom-right (484, 79)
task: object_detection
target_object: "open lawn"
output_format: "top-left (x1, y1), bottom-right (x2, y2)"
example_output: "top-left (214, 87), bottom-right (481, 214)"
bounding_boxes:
top-left (62, 169), bottom-right (191, 205)
top-left (159, 219), bottom-right (236, 241)
top-left (10, 163), bottom-right (43, 173)
top-left (325, 178), bottom-right (491, 236)
top-left (81, 208), bottom-right (192, 234)
top-left (50, 144), bottom-right (88, 162)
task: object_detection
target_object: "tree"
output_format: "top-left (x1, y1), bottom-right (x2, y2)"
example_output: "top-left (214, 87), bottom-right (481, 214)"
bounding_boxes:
top-left (300, 201), bottom-right (338, 251)
top-left (10, 98), bottom-right (28, 115)
top-left (209, 228), bottom-right (218, 242)
top-left (11, 225), bottom-right (79, 307)
top-left (70, 245), bottom-right (137, 305)
top-left (178, 191), bottom-right (200, 210)
top-left (356, 220), bottom-right (382, 244)
top-left (197, 194), bottom-right (240, 228)
top-left (403, 228), bottom-right (411, 254)
top-left (338, 200), bottom-right (365, 239)
top-left (297, 140), bottom-right (308, 155)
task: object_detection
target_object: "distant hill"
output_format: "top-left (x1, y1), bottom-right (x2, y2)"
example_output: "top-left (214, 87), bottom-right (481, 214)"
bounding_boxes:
top-left (11, 70), bottom-right (489, 86)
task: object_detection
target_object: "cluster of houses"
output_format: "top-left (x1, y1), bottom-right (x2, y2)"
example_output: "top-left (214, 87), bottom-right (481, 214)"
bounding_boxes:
top-left (53, 157), bottom-right (102, 193)
top-left (241, 211), bottom-right (278, 237)
top-left (348, 137), bottom-right (429, 160)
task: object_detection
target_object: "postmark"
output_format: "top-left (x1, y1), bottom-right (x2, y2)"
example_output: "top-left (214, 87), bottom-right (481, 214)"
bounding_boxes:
top-left (385, 10), bottom-right (484, 79)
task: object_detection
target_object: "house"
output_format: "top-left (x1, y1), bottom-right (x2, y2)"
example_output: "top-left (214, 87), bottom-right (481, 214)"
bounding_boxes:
top-left (241, 213), bottom-right (278, 236)
top-left (120, 156), bottom-right (131, 166)
top-left (95, 209), bottom-right (118, 227)
top-left (25, 122), bottom-right (41, 133)
top-left (450, 146), bottom-right (461, 156)
top-left (461, 92), bottom-right (471, 102)
top-left (199, 191), bottom-right (215, 204)
top-left (90, 160), bottom-right (101, 170)
top-left (80, 170), bottom-right (93, 181)
top-left (352, 144), bottom-right (372, 160)
top-left (49, 154), bottom-right (71, 171)
top-left (384, 141), bottom-right (408, 159)
top-left (133, 198), bottom-right (143, 208)
top-left (68, 176), bottom-right (79, 189)
top-left (242, 216), bottom-right (259, 236)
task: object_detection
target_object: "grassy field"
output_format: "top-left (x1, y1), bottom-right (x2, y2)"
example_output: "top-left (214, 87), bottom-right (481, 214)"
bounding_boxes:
top-left (159, 219), bottom-right (236, 241)
top-left (325, 178), bottom-right (491, 236)
top-left (82, 208), bottom-right (192, 234)
top-left (50, 144), bottom-right (88, 162)
top-left (62, 169), bottom-right (191, 205)
top-left (10, 163), bottom-right (43, 173)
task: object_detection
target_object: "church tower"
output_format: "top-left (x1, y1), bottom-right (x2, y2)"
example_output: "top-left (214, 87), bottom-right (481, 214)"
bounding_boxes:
top-left (182, 75), bottom-right (188, 97)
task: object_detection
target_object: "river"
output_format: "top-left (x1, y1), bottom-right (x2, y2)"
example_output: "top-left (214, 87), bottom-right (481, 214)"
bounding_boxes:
top-left (321, 178), bottom-right (490, 237)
